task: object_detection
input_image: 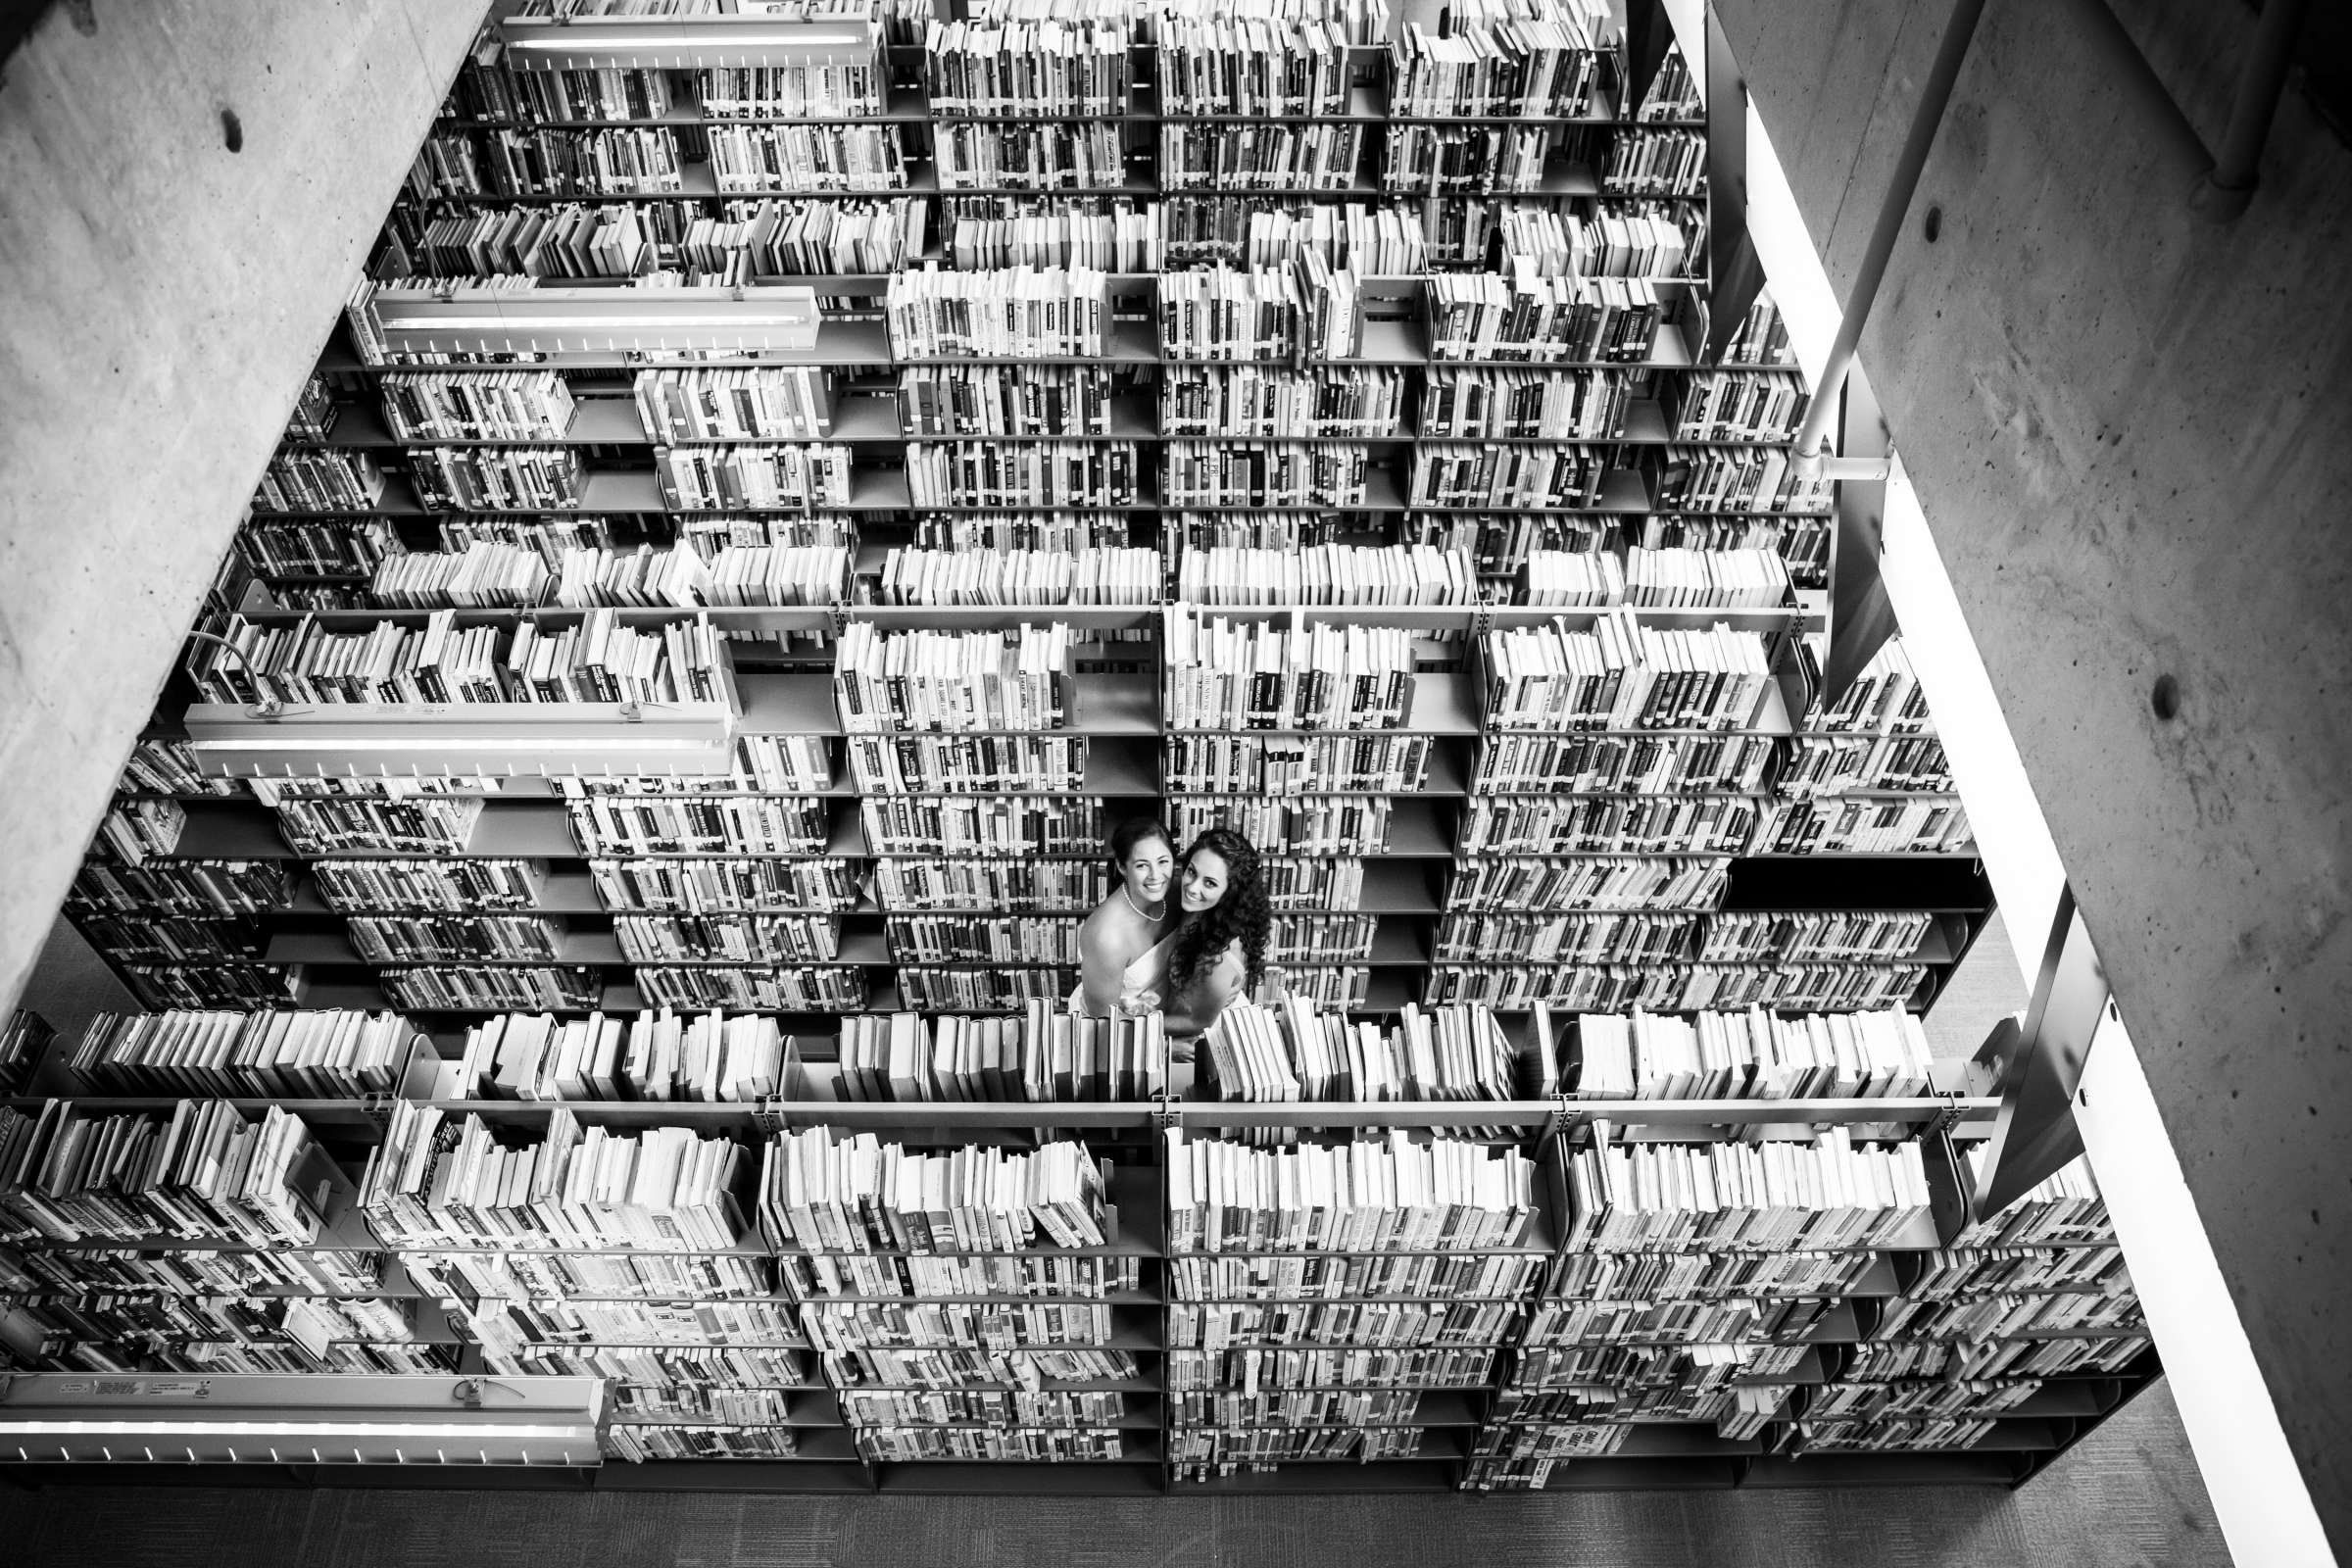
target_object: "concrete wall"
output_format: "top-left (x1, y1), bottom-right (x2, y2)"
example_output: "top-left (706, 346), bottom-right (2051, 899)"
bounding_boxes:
top-left (0, 0), bottom-right (485, 1015)
top-left (1716, 0), bottom-right (2352, 1548)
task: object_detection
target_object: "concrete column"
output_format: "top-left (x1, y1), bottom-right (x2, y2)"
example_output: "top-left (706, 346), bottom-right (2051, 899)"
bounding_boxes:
top-left (0, 0), bottom-right (486, 1013)
top-left (1715, 0), bottom-right (2352, 1552)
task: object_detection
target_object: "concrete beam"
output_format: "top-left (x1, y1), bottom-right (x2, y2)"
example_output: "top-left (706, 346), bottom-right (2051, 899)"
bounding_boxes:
top-left (1716, 0), bottom-right (2352, 1551)
top-left (0, 0), bottom-right (485, 1014)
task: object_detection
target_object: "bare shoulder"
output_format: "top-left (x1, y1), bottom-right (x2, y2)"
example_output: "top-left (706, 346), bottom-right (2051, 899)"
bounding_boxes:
top-left (1077, 897), bottom-right (1123, 946)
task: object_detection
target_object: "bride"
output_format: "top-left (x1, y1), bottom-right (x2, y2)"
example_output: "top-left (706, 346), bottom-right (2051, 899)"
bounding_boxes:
top-left (1076, 816), bottom-right (1180, 1020)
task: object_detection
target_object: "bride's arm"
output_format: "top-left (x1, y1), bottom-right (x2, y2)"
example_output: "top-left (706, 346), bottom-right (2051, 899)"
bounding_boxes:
top-left (1075, 903), bottom-right (1127, 1018)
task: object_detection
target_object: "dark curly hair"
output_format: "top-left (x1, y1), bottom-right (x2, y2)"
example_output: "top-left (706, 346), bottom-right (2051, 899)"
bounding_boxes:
top-left (1167, 826), bottom-right (1270, 998)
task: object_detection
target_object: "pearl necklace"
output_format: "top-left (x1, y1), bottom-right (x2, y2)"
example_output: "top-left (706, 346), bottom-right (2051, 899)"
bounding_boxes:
top-left (1122, 884), bottom-right (1166, 921)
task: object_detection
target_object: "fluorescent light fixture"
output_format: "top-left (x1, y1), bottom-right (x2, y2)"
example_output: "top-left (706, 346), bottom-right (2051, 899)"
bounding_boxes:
top-left (498, 14), bottom-right (879, 69)
top-left (193, 736), bottom-right (724, 752)
top-left (508, 32), bottom-right (866, 48)
top-left (180, 701), bottom-right (739, 779)
top-left (352, 284), bottom-right (824, 358)
top-left (372, 315), bottom-right (818, 331)
top-left (0, 1421), bottom-right (594, 1441)
top-left (0, 1375), bottom-right (605, 1466)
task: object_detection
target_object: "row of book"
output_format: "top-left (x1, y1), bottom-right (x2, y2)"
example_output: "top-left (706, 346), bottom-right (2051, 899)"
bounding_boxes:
top-left (1158, 260), bottom-right (1363, 360)
top-left (1457, 792), bottom-right (1757, 855)
top-left (757, 1132), bottom-right (1111, 1254)
top-left (1175, 801), bottom-right (1391, 858)
top-left (1523, 546), bottom-right (1794, 610)
top-left (52, 913), bottom-right (265, 966)
top-left (1390, 5), bottom-right (1614, 119)
top-left (1164, 1129), bottom-right (1539, 1254)
top-left (860, 796), bottom-right (1104, 857)
top-left (640, 966), bottom-right (871, 1011)
top-left (380, 965), bottom-right (605, 1013)
top-left (1481, 612), bottom-right (1779, 733)
top-left (873, 545), bottom-right (1160, 606)
top-left (784, 1251), bottom-right (1142, 1302)
top-left (1497, 205), bottom-right (1691, 282)
top-left (379, 369), bottom-right (576, 443)
top-left (1171, 542), bottom-right (1473, 606)
top-left (1559, 1127), bottom-right (1931, 1254)
top-left (449, 1009), bottom-right (800, 1102)
top-left (57, 1009), bottom-right (424, 1099)
top-left (0, 1101), bottom-right (334, 1247)
top-left (0, 1010), bottom-right (51, 1099)
top-left (1161, 364), bottom-right (1406, 437)
top-left (1200, 999), bottom-right (1527, 1106)
top-left (1170, 1346), bottom-right (1497, 1391)
top-left (1424, 961), bottom-right (1929, 1012)
top-left (298, 373), bottom-right (1815, 469)
top-left (263, 794), bottom-right (482, 856)
top-left (458, 3), bottom-right (1645, 125)
top-left (1781, 731), bottom-right (1954, 795)
top-left (799, 1298), bottom-right (1116, 1352)
top-left (1544, 1246), bottom-right (1876, 1302)
top-left (405, 1248), bottom-right (773, 1304)
top-left (1843, 1335), bottom-right (2148, 1381)
top-left (384, 188), bottom-right (1706, 285)
top-left (0, 1236), bottom-right (376, 1296)
top-left (1171, 1298), bottom-right (1518, 1348)
top-left (1520, 1294), bottom-right (1835, 1347)
top-left (389, 201), bottom-right (665, 280)
top-left (1173, 1250), bottom-right (1547, 1300)
top-left (264, 534), bottom-right (1826, 617)
top-left (886, 265), bottom-right (1111, 359)
top-left (191, 611), bottom-right (734, 709)
top-left (1452, 793), bottom-right (1971, 857)
top-left (17, 1339), bottom-right (451, 1378)
top-left (1173, 1427), bottom-right (1423, 1477)
top-left (654, 442), bottom-right (858, 510)
top-left (114, 964), bottom-right (303, 1012)
top-left (833, 619), bottom-right (1074, 732)
top-left (5, 1292), bottom-right (417, 1350)
top-left (420, 531), bottom-right (793, 610)
top-left (411, 119), bottom-right (1678, 202)
top-left (1868, 1290), bottom-right (2142, 1342)
top-left (91, 799), bottom-right (185, 865)
top-left (404, 444), bottom-right (585, 512)
top-left (606, 1427), bottom-right (801, 1463)
top-left (69, 838), bottom-right (1942, 924)
top-left (1431, 911), bottom-right (1934, 966)
top-left (362, 1103), bottom-right (754, 1250)
top-left (1428, 268), bottom-right (1669, 363)
top-left (567, 793), bottom-right (829, 855)
top-left (904, 439), bottom-right (1141, 507)
top-left (1445, 854), bottom-right (1731, 912)
top-left (1161, 608), bottom-right (1415, 731)
top-left (835, 1009), bottom-right (1167, 1102)
top-left (823, 1343), bottom-right (1140, 1388)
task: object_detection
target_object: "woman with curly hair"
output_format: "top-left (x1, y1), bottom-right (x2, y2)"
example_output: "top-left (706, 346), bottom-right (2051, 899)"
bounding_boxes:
top-left (1158, 826), bottom-right (1270, 1049)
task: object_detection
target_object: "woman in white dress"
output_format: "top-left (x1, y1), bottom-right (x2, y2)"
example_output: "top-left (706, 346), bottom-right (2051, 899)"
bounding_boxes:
top-left (1076, 815), bottom-right (1179, 1020)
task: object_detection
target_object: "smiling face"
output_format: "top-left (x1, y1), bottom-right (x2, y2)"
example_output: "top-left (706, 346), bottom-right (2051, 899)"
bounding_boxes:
top-left (1121, 836), bottom-right (1174, 906)
top-left (1179, 848), bottom-right (1229, 914)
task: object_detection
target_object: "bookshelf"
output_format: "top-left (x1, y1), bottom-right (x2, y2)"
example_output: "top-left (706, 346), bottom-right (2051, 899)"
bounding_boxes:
top-left (11, 0), bottom-right (2135, 1498)
top-left (0, 1054), bottom-right (2154, 1492)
